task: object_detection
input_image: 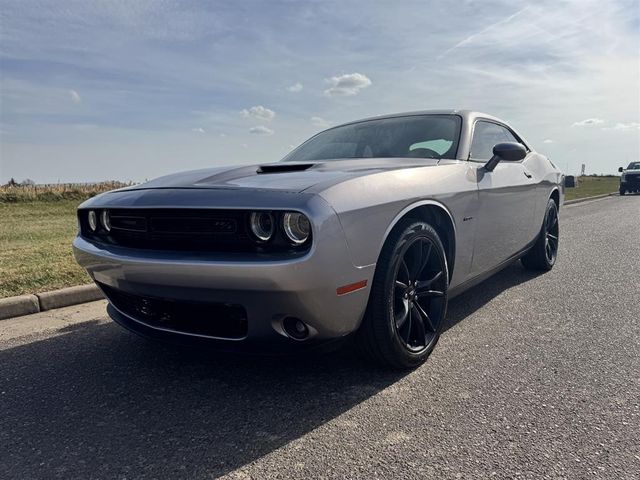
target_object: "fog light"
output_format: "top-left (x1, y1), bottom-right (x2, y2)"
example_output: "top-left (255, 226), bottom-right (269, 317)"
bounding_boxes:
top-left (88, 210), bottom-right (97, 231)
top-left (101, 210), bottom-right (111, 232)
top-left (282, 212), bottom-right (310, 245)
top-left (249, 211), bottom-right (274, 242)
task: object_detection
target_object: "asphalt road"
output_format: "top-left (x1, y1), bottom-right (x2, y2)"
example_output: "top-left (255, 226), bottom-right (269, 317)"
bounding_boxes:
top-left (1, 195), bottom-right (639, 480)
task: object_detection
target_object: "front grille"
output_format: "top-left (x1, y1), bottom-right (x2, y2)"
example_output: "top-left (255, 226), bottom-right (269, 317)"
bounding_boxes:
top-left (79, 208), bottom-right (310, 254)
top-left (625, 174), bottom-right (640, 184)
top-left (99, 283), bottom-right (248, 339)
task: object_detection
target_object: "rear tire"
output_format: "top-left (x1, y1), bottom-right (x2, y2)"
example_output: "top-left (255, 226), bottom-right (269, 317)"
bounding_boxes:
top-left (357, 219), bottom-right (449, 369)
top-left (521, 198), bottom-right (559, 271)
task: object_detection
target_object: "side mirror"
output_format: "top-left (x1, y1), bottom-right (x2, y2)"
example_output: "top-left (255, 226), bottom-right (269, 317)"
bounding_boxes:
top-left (618, 167), bottom-right (624, 173)
top-left (484, 142), bottom-right (527, 172)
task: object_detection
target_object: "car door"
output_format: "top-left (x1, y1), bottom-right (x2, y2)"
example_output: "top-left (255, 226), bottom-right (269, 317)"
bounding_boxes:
top-left (469, 120), bottom-right (537, 276)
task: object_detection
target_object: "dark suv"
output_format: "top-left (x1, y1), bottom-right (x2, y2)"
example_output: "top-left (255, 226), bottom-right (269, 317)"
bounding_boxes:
top-left (618, 162), bottom-right (640, 195)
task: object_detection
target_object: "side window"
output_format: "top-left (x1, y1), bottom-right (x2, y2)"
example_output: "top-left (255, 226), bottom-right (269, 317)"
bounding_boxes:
top-left (500, 127), bottom-right (519, 144)
top-left (471, 121), bottom-right (522, 160)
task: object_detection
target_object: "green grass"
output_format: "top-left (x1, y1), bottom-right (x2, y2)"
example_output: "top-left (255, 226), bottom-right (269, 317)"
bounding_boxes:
top-left (0, 200), bottom-right (91, 297)
top-left (564, 176), bottom-right (619, 201)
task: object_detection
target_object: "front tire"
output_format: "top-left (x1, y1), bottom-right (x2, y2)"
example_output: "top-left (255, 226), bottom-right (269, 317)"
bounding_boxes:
top-left (521, 198), bottom-right (559, 271)
top-left (357, 219), bottom-right (449, 369)
top-left (619, 187), bottom-right (626, 196)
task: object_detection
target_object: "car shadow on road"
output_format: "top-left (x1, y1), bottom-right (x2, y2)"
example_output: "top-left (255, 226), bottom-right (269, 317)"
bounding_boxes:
top-left (0, 262), bottom-right (541, 479)
top-left (0, 321), bottom-right (408, 479)
top-left (443, 261), bottom-right (543, 332)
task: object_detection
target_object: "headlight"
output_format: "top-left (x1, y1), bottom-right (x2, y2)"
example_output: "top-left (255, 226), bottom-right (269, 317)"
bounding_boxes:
top-left (101, 210), bottom-right (111, 232)
top-left (88, 210), bottom-right (98, 231)
top-left (249, 211), bottom-right (275, 241)
top-left (621, 174), bottom-right (626, 181)
top-left (282, 212), bottom-right (311, 245)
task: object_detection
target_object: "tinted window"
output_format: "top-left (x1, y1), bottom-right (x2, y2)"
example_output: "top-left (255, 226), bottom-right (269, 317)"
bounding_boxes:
top-left (283, 115), bottom-right (462, 162)
top-left (627, 162), bottom-right (640, 170)
top-left (471, 121), bottom-right (521, 160)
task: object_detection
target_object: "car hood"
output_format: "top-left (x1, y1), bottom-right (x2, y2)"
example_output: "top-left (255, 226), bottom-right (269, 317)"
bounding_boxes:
top-left (118, 158), bottom-right (443, 194)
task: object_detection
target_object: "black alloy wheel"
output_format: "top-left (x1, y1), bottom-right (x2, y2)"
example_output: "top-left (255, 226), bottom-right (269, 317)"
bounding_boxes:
top-left (544, 202), bottom-right (559, 265)
top-left (522, 198), bottom-right (559, 271)
top-left (357, 219), bottom-right (449, 369)
top-left (392, 237), bottom-right (447, 352)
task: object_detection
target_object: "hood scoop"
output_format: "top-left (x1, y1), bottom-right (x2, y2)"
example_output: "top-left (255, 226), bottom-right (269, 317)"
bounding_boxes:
top-left (257, 163), bottom-right (316, 174)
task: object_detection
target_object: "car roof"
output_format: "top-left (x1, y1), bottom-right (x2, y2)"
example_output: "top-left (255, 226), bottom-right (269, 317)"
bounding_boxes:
top-left (324, 109), bottom-right (532, 156)
top-left (333, 110), bottom-right (506, 127)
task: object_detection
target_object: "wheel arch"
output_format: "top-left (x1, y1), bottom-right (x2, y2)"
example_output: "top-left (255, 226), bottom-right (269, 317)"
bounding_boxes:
top-left (380, 200), bottom-right (457, 283)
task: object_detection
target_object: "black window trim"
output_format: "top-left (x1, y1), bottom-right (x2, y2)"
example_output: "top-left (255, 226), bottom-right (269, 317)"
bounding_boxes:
top-left (468, 118), bottom-right (531, 163)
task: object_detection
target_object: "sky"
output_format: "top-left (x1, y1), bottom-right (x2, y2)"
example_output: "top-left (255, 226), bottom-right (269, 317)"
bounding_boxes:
top-left (1, 0), bottom-right (639, 184)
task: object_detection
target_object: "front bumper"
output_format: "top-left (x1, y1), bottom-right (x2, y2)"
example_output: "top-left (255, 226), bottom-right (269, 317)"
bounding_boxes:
top-left (73, 195), bottom-right (375, 348)
top-left (621, 179), bottom-right (640, 190)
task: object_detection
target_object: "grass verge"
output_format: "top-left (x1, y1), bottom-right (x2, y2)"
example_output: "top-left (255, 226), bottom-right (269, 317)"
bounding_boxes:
top-left (565, 176), bottom-right (619, 201)
top-left (0, 200), bottom-right (90, 297)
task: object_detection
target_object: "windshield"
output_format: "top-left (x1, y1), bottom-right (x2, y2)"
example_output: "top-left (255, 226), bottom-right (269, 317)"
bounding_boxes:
top-left (282, 115), bottom-right (462, 162)
top-left (627, 162), bottom-right (640, 170)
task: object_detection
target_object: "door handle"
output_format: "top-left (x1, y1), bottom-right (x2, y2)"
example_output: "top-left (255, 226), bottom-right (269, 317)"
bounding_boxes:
top-left (523, 171), bottom-right (532, 179)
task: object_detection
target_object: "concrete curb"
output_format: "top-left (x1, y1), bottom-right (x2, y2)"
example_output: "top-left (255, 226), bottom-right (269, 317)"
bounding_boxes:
top-left (565, 192), bottom-right (618, 206)
top-left (0, 284), bottom-right (104, 320)
top-left (37, 284), bottom-right (104, 312)
top-left (0, 295), bottom-right (40, 320)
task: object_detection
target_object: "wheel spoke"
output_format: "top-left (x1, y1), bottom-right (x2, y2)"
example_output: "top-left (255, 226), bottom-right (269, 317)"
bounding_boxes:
top-left (413, 301), bottom-right (436, 332)
top-left (395, 303), bottom-right (409, 329)
top-left (416, 289), bottom-right (445, 298)
top-left (416, 270), bottom-right (443, 291)
top-left (411, 304), bottom-right (426, 342)
top-left (399, 260), bottom-right (410, 283)
top-left (402, 307), bottom-right (412, 339)
top-left (547, 233), bottom-right (558, 241)
top-left (395, 280), bottom-right (408, 289)
top-left (547, 210), bottom-right (556, 231)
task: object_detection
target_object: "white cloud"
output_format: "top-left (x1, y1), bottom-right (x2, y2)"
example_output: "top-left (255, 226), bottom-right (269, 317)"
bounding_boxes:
top-left (543, 139), bottom-right (554, 144)
top-left (310, 116), bottom-right (331, 128)
top-left (241, 105), bottom-right (275, 121)
top-left (287, 82), bottom-right (303, 93)
top-left (572, 118), bottom-right (605, 127)
top-left (192, 127), bottom-right (205, 133)
top-left (324, 73), bottom-right (372, 97)
top-left (249, 125), bottom-right (274, 135)
top-left (604, 122), bottom-right (640, 131)
top-left (219, 133), bottom-right (227, 138)
top-left (69, 89), bottom-right (81, 103)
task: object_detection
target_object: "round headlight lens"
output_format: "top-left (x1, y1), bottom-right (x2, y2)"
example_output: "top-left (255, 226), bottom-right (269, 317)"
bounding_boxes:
top-left (88, 210), bottom-right (97, 231)
top-left (282, 212), bottom-right (311, 245)
top-left (249, 211), bottom-right (275, 242)
top-left (101, 210), bottom-right (111, 232)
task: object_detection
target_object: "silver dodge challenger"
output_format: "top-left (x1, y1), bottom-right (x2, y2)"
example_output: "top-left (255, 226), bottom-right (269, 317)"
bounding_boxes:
top-left (74, 110), bottom-right (563, 368)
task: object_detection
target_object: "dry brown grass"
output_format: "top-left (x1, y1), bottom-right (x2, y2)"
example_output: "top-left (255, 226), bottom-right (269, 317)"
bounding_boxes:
top-left (0, 181), bottom-right (133, 203)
